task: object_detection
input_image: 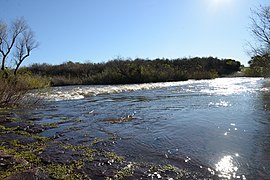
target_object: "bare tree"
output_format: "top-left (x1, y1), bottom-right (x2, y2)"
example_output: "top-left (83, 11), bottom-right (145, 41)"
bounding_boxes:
top-left (0, 18), bottom-right (38, 75)
top-left (249, 5), bottom-right (270, 56)
top-left (14, 30), bottom-right (38, 75)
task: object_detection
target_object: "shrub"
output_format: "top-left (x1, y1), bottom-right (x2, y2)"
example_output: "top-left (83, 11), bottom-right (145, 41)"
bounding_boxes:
top-left (0, 70), bottom-right (50, 108)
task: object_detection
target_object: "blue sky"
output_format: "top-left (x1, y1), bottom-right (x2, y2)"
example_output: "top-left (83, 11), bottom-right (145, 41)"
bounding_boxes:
top-left (0, 0), bottom-right (269, 66)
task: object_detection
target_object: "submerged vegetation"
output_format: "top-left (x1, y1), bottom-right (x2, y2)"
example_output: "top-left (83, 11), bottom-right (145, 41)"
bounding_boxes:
top-left (27, 57), bottom-right (241, 86)
top-left (0, 113), bottom-right (217, 179)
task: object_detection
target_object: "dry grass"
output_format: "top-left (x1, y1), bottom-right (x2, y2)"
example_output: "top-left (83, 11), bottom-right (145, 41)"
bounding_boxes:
top-left (0, 71), bottom-right (50, 108)
top-left (0, 78), bottom-right (27, 107)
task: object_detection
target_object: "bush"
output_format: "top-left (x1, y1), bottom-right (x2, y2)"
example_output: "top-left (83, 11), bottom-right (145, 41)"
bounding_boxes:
top-left (0, 70), bottom-right (50, 108)
top-left (245, 54), bottom-right (270, 77)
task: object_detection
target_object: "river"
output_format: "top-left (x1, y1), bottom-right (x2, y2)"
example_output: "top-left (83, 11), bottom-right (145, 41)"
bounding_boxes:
top-left (12, 77), bottom-right (270, 179)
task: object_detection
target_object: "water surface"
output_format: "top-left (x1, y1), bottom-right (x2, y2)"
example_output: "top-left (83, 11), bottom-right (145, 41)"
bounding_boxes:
top-left (17, 78), bottom-right (270, 179)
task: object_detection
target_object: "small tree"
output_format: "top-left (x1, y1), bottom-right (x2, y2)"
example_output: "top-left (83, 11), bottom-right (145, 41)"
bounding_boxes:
top-left (0, 18), bottom-right (38, 76)
top-left (248, 5), bottom-right (270, 56)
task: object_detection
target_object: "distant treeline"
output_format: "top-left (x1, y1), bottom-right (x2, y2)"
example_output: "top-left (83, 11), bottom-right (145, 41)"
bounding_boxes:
top-left (26, 57), bottom-right (241, 86)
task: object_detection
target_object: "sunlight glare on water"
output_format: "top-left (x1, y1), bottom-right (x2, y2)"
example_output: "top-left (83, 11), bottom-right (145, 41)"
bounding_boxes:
top-left (215, 155), bottom-right (239, 179)
top-left (204, 78), bottom-right (261, 95)
top-left (23, 77), bottom-right (270, 179)
top-left (208, 100), bottom-right (231, 107)
top-left (37, 78), bottom-right (264, 101)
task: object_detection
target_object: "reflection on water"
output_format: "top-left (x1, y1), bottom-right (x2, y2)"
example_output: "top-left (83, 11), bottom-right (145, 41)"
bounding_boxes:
top-left (13, 78), bottom-right (270, 179)
top-left (215, 155), bottom-right (239, 179)
top-left (209, 100), bottom-right (232, 107)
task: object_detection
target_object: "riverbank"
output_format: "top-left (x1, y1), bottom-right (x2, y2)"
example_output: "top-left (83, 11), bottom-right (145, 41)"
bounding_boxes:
top-left (0, 109), bottom-right (218, 179)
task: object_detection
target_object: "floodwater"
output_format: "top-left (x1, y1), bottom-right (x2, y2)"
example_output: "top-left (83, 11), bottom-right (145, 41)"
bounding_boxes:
top-left (16, 78), bottom-right (270, 179)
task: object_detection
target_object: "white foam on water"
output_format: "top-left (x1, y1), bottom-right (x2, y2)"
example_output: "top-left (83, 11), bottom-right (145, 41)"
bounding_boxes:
top-left (208, 100), bottom-right (232, 107)
top-left (35, 77), bottom-right (266, 101)
top-left (37, 80), bottom-right (196, 101)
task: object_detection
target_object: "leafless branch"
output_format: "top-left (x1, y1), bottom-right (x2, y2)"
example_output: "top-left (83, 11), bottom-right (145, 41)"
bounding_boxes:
top-left (14, 30), bottom-right (38, 75)
top-left (248, 5), bottom-right (270, 57)
top-left (0, 18), bottom-right (38, 75)
top-left (0, 22), bottom-right (7, 57)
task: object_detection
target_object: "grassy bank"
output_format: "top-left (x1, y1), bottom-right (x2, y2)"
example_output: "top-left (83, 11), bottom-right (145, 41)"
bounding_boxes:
top-left (0, 70), bottom-right (50, 108)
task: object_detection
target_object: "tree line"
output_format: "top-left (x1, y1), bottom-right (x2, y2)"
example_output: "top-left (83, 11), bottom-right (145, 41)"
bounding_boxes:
top-left (27, 57), bottom-right (241, 86)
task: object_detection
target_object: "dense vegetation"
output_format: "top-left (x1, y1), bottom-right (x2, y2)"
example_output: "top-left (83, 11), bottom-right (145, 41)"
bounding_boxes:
top-left (0, 70), bottom-right (50, 107)
top-left (244, 53), bottom-right (270, 77)
top-left (27, 57), bottom-right (241, 86)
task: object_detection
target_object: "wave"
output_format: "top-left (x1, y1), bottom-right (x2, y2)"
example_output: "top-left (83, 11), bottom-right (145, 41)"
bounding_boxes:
top-left (34, 77), bottom-right (266, 101)
top-left (35, 80), bottom-right (196, 101)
